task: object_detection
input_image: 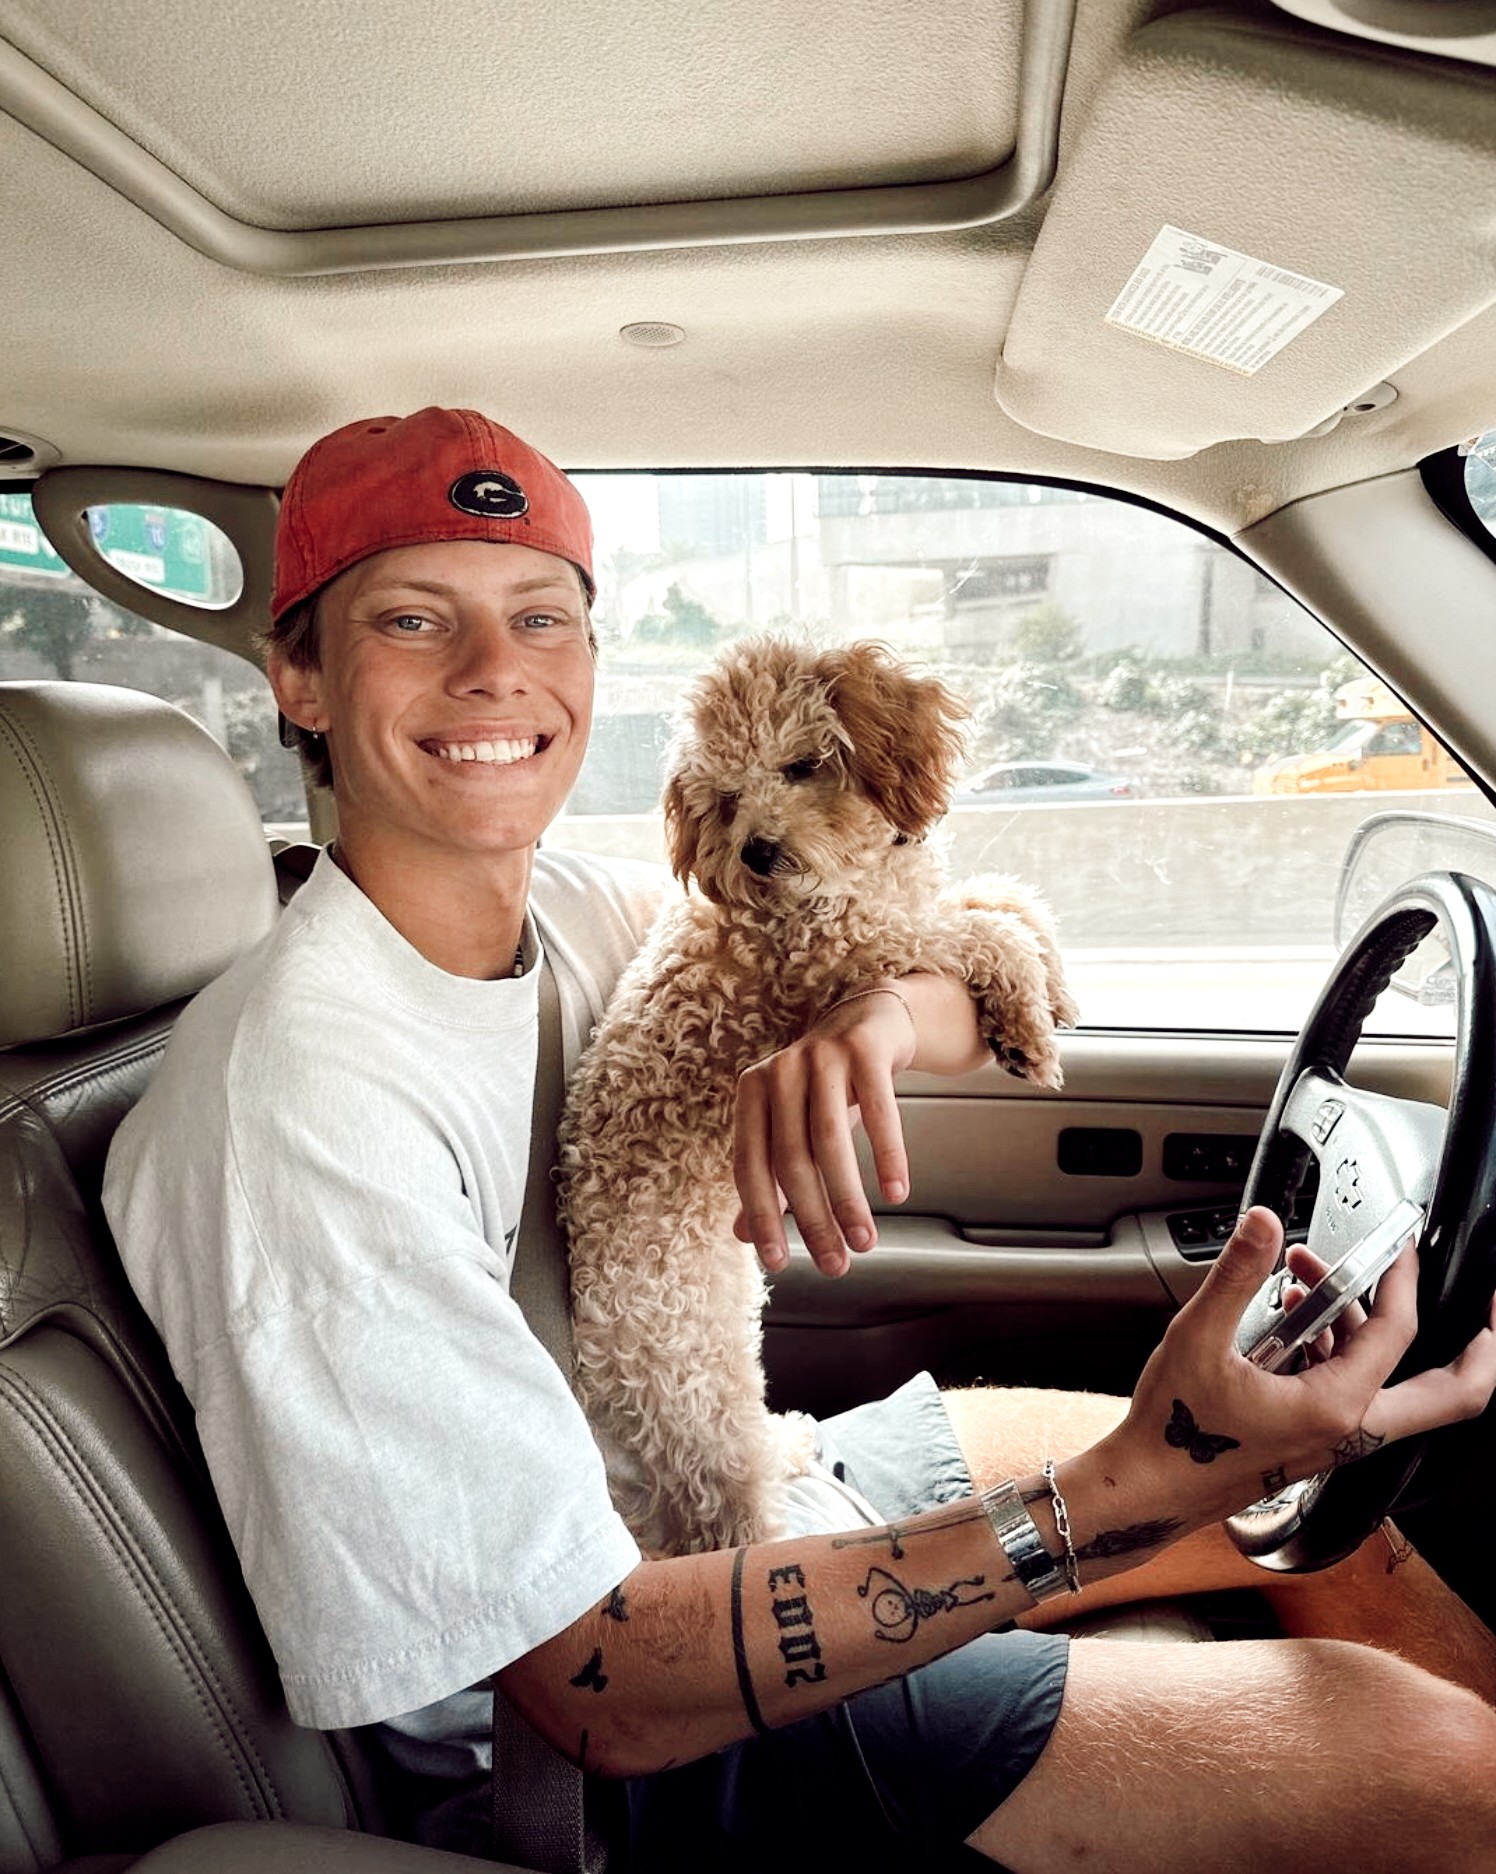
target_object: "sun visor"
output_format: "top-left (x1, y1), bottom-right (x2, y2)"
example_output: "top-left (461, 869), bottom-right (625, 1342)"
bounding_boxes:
top-left (995, 8), bottom-right (1496, 459)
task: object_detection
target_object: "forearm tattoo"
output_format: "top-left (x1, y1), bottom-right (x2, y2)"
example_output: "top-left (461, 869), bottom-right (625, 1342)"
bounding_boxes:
top-left (858, 1565), bottom-right (994, 1643)
top-left (830, 1500), bottom-right (986, 1560)
top-left (602, 1586), bottom-right (630, 1621)
top-left (1164, 1398), bottom-right (1240, 1463)
top-left (569, 1648), bottom-right (608, 1694)
top-left (730, 1548), bottom-right (770, 1735)
top-left (767, 1562), bottom-right (827, 1688)
top-left (1074, 1518), bottom-right (1184, 1563)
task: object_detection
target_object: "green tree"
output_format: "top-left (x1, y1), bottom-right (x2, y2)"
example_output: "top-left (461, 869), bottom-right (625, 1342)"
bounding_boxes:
top-left (636, 583), bottom-right (721, 647)
top-left (977, 661), bottom-right (1082, 760)
top-left (0, 583), bottom-right (149, 680)
top-left (1012, 599), bottom-right (1082, 664)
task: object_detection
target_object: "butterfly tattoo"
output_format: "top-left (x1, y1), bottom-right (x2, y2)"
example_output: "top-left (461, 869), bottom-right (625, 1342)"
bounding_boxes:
top-left (1164, 1398), bottom-right (1241, 1464)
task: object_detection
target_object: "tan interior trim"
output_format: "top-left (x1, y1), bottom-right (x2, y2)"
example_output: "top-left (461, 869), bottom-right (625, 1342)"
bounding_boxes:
top-left (31, 466), bottom-right (277, 662)
top-left (1239, 469), bottom-right (1496, 797)
top-left (0, 3), bottom-right (1073, 275)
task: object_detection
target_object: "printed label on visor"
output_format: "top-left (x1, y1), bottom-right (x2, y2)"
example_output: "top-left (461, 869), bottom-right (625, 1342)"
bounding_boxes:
top-left (1105, 226), bottom-right (1344, 376)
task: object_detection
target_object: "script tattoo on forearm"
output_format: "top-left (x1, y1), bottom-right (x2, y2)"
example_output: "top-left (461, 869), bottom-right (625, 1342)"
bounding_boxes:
top-left (1074, 1517), bottom-right (1184, 1563)
top-left (767, 1562), bottom-right (827, 1688)
top-left (858, 1566), bottom-right (994, 1643)
top-left (1330, 1427), bottom-right (1386, 1466)
top-left (1164, 1398), bottom-right (1241, 1463)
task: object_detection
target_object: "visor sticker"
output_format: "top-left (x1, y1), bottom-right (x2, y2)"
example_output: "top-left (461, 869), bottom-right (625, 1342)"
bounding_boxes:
top-left (449, 470), bottom-right (529, 518)
top-left (1105, 226), bottom-right (1343, 376)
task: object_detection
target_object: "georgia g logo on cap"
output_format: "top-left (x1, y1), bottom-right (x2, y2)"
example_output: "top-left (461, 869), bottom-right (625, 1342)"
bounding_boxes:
top-left (449, 469), bottom-right (530, 519)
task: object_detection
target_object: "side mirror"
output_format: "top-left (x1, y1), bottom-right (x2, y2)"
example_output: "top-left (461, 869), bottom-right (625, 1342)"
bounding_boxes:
top-left (1335, 810), bottom-right (1496, 1003)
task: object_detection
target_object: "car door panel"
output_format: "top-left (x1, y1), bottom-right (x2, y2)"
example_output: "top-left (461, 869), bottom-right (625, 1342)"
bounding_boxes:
top-left (765, 1033), bottom-right (1453, 1416)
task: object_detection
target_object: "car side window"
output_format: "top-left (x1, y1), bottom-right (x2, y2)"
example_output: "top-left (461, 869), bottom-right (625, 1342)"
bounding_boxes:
top-left (1366, 721), bottom-right (1423, 757)
top-left (561, 471), bottom-right (1483, 1038)
top-left (0, 490), bottom-right (304, 827)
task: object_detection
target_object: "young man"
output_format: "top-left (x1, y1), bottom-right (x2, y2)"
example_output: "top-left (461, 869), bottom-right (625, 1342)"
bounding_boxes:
top-left (104, 408), bottom-right (1496, 1872)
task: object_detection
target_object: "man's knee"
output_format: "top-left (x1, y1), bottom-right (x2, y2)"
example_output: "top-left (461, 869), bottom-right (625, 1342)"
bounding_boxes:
top-left (1326, 1640), bottom-right (1496, 1853)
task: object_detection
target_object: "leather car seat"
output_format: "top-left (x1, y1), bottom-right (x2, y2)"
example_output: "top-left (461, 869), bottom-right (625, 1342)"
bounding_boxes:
top-left (0, 682), bottom-right (518, 1874)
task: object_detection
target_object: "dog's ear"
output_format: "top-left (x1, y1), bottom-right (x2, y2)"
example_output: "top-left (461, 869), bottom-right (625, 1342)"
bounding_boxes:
top-left (819, 643), bottom-right (968, 835)
top-left (661, 770), bottom-right (700, 883)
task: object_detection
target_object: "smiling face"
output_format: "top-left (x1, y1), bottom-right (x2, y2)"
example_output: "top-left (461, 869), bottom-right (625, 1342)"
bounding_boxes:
top-left (268, 538), bottom-right (595, 893)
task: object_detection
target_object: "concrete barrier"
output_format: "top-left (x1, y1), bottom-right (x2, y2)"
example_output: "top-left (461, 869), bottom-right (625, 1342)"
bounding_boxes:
top-left (548, 789), bottom-right (1496, 949)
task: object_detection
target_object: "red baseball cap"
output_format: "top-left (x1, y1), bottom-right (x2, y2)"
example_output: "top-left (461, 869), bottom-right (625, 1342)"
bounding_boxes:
top-left (271, 406), bottom-right (594, 621)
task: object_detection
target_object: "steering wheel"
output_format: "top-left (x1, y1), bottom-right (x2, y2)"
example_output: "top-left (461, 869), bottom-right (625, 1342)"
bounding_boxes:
top-left (1224, 869), bottom-right (1496, 1572)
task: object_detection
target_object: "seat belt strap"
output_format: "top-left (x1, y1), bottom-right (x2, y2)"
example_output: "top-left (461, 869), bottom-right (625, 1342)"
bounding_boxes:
top-left (491, 957), bottom-right (608, 1873)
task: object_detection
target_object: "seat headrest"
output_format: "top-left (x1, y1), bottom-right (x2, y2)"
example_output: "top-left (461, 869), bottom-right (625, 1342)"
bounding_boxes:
top-left (0, 681), bottom-right (279, 1048)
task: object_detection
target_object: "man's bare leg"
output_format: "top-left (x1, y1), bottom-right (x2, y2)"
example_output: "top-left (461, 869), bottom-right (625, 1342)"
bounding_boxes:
top-left (967, 1635), bottom-right (1496, 1874)
top-left (942, 1386), bottom-right (1496, 1705)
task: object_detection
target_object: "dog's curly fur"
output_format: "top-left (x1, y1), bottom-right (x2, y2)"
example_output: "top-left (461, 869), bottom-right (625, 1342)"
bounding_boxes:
top-left (557, 637), bottom-right (1078, 1557)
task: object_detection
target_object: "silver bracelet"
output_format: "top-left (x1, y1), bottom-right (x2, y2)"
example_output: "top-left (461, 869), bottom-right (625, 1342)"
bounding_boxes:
top-left (979, 1477), bottom-right (1070, 1604)
top-left (1043, 1457), bottom-right (1082, 1595)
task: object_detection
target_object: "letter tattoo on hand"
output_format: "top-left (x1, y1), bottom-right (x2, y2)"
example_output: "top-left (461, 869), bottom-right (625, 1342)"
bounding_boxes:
top-left (1164, 1398), bottom-right (1241, 1464)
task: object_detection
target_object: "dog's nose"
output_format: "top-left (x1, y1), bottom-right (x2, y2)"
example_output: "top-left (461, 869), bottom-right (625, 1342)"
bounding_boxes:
top-left (740, 836), bottom-right (780, 877)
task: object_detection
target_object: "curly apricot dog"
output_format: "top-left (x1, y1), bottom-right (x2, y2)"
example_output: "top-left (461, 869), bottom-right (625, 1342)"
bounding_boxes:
top-left (558, 637), bottom-right (1077, 1557)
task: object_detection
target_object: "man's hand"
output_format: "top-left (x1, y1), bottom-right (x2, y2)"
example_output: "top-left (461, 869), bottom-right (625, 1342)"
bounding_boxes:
top-left (731, 973), bottom-right (987, 1276)
top-left (1101, 1206), bottom-right (1496, 1532)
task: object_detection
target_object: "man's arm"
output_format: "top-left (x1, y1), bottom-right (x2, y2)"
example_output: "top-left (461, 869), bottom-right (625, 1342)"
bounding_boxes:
top-left (732, 971), bottom-right (983, 1275)
top-left (498, 1453), bottom-right (1119, 1778)
top-left (498, 1208), bottom-right (1496, 1777)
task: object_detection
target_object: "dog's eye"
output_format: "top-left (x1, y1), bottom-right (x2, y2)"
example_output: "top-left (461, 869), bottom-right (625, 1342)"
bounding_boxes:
top-left (781, 754), bottom-right (823, 783)
top-left (718, 791), bottom-right (739, 825)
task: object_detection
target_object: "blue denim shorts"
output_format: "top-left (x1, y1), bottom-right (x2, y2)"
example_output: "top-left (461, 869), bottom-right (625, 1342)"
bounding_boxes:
top-left (622, 1373), bottom-right (1070, 1872)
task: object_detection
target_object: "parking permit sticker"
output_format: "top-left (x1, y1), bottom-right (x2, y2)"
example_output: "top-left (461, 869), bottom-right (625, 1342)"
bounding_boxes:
top-left (1105, 225), bottom-right (1343, 375)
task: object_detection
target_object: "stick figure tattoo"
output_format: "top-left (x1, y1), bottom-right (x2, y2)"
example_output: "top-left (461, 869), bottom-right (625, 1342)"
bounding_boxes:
top-left (858, 1566), bottom-right (994, 1644)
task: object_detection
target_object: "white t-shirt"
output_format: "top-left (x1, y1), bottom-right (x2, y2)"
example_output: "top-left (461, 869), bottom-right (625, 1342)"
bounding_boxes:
top-left (103, 847), bottom-right (663, 1732)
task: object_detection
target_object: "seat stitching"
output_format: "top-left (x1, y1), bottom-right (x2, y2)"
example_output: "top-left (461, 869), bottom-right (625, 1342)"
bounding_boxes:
top-left (0, 714), bottom-right (84, 1030)
top-left (3, 1031), bottom-right (170, 1105)
top-left (0, 1031), bottom-right (170, 1132)
top-left (0, 1367), bottom-right (284, 1820)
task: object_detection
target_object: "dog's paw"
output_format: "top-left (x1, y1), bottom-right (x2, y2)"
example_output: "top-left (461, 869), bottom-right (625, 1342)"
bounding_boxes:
top-left (994, 1033), bottom-right (1064, 1091)
top-left (1051, 982), bottom-right (1081, 1031)
top-left (774, 1410), bottom-right (818, 1479)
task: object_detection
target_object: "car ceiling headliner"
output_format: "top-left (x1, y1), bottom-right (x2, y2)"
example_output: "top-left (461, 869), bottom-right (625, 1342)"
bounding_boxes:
top-left (4, 0), bottom-right (1495, 537)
